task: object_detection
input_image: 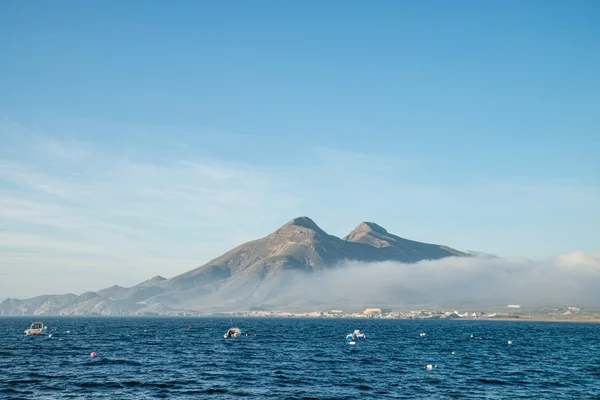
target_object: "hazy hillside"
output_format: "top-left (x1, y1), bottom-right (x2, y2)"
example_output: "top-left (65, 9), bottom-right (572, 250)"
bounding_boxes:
top-left (0, 217), bottom-right (468, 316)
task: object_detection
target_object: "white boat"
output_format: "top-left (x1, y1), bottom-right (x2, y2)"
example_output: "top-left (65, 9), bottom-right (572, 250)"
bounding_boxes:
top-left (24, 322), bottom-right (46, 336)
top-left (346, 329), bottom-right (366, 341)
top-left (224, 327), bottom-right (241, 338)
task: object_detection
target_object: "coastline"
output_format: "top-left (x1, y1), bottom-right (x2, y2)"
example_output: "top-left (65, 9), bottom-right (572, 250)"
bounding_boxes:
top-left (1, 314), bottom-right (600, 323)
top-left (482, 316), bottom-right (600, 324)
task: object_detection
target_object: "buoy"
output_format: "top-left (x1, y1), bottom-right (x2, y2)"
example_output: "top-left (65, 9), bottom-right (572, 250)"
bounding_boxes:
top-left (451, 351), bottom-right (455, 355)
top-left (426, 364), bottom-right (433, 370)
top-left (349, 341), bottom-right (356, 345)
top-left (508, 340), bottom-right (513, 345)
top-left (420, 333), bottom-right (426, 337)
top-left (90, 352), bottom-right (97, 357)
top-left (187, 327), bottom-right (191, 331)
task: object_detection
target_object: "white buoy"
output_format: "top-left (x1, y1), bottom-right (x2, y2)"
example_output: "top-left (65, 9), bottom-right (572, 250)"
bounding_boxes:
top-left (349, 341), bottom-right (356, 345)
top-left (426, 364), bottom-right (433, 370)
top-left (420, 332), bottom-right (426, 337)
top-left (508, 340), bottom-right (513, 345)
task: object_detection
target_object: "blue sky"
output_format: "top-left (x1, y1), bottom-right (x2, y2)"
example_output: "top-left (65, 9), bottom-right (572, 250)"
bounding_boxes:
top-left (1, 1), bottom-right (599, 298)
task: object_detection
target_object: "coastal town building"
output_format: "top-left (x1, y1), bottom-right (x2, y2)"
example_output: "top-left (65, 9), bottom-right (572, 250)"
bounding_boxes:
top-left (363, 308), bottom-right (392, 315)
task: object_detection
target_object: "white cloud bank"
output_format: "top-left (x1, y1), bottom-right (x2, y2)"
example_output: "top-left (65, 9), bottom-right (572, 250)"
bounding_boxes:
top-left (267, 251), bottom-right (600, 308)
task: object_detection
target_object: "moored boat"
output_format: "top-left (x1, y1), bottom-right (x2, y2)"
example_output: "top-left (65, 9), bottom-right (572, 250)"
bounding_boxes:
top-left (346, 329), bottom-right (366, 341)
top-left (24, 322), bottom-right (46, 336)
top-left (224, 327), bottom-right (241, 338)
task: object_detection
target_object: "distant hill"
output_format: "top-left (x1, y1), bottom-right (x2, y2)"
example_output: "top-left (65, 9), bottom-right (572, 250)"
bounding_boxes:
top-left (0, 217), bottom-right (469, 316)
top-left (343, 221), bottom-right (470, 261)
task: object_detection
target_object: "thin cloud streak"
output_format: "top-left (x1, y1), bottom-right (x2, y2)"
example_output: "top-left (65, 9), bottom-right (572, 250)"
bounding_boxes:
top-left (0, 122), bottom-right (301, 297)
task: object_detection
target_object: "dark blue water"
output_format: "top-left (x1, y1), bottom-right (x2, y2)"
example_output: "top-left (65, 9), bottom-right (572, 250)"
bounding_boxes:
top-left (1, 318), bottom-right (599, 399)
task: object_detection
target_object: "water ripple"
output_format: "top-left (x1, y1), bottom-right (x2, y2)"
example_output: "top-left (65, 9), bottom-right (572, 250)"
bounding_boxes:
top-left (0, 318), bottom-right (599, 399)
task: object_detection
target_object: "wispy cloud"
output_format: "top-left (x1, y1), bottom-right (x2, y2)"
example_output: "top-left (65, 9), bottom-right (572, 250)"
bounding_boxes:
top-left (0, 120), bottom-right (301, 297)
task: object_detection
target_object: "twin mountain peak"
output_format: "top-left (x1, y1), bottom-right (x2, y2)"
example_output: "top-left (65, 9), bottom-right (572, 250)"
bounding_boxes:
top-left (171, 216), bottom-right (469, 288)
top-left (0, 216), bottom-right (470, 316)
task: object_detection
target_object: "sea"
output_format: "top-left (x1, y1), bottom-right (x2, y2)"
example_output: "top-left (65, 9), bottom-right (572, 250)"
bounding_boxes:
top-left (0, 317), bottom-right (599, 399)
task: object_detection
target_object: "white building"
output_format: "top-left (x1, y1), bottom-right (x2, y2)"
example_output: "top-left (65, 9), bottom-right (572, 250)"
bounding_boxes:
top-left (507, 305), bottom-right (521, 309)
top-left (363, 308), bottom-right (392, 315)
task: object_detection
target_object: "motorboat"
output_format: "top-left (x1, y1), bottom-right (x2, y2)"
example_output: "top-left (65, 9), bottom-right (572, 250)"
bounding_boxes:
top-left (224, 327), bottom-right (241, 338)
top-left (346, 329), bottom-right (366, 341)
top-left (24, 322), bottom-right (46, 336)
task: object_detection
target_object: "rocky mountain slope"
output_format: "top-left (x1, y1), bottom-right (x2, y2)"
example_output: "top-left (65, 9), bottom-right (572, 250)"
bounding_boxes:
top-left (1, 217), bottom-right (469, 315)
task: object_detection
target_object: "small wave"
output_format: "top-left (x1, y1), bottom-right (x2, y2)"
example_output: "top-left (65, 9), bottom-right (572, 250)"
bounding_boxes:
top-left (477, 378), bottom-right (509, 385)
top-left (233, 375), bottom-right (257, 382)
top-left (77, 382), bottom-right (122, 388)
top-left (541, 381), bottom-right (570, 388)
top-left (205, 387), bottom-right (228, 394)
top-left (122, 380), bottom-right (142, 386)
top-left (121, 381), bottom-right (185, 389)
top-left (143, 382), bottom-right (175, 388)
top-left (0, 388), bottom-right (21, 394)
top-left (29, 372), bottom-right (66, 379)
top-left (95, 358), bottom-right (142, 366)
top-left (309, 358), bottom-right (346, 364)
top-left (178, 390), bottom-right (209, 395)
top-left (5, 379), bottom-right (42, 384)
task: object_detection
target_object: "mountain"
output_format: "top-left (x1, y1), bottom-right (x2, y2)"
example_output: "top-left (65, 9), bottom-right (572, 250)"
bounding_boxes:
top-left (0, 217), bottom-right (469, 316)
top-left (343, 222), bottom-right (470, 261)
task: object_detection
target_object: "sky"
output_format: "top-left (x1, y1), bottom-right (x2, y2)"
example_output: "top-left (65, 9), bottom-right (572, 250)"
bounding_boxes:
top-left (0, 1), bottom-right (599, 298)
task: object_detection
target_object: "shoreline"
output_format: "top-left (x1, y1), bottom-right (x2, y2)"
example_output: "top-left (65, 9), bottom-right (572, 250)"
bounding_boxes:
top-left (1, 315), bottom-right (599, 323)
top-left (482, 316), bottom-right (600, 323)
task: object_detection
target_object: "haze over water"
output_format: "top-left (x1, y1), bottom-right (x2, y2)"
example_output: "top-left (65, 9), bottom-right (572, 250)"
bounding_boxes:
top-left (2, 318), bottom-right (599, 399)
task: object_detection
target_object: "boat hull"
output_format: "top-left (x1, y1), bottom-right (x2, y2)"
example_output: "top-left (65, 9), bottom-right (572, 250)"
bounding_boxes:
top-left (346, 333), bottom-right (366, 341)
top-left (224, 328), bottom-right (241, 338)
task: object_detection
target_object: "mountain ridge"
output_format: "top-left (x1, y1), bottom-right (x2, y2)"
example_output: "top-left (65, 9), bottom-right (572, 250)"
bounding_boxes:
top-left (1, 217), bottom-right (469, 316)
